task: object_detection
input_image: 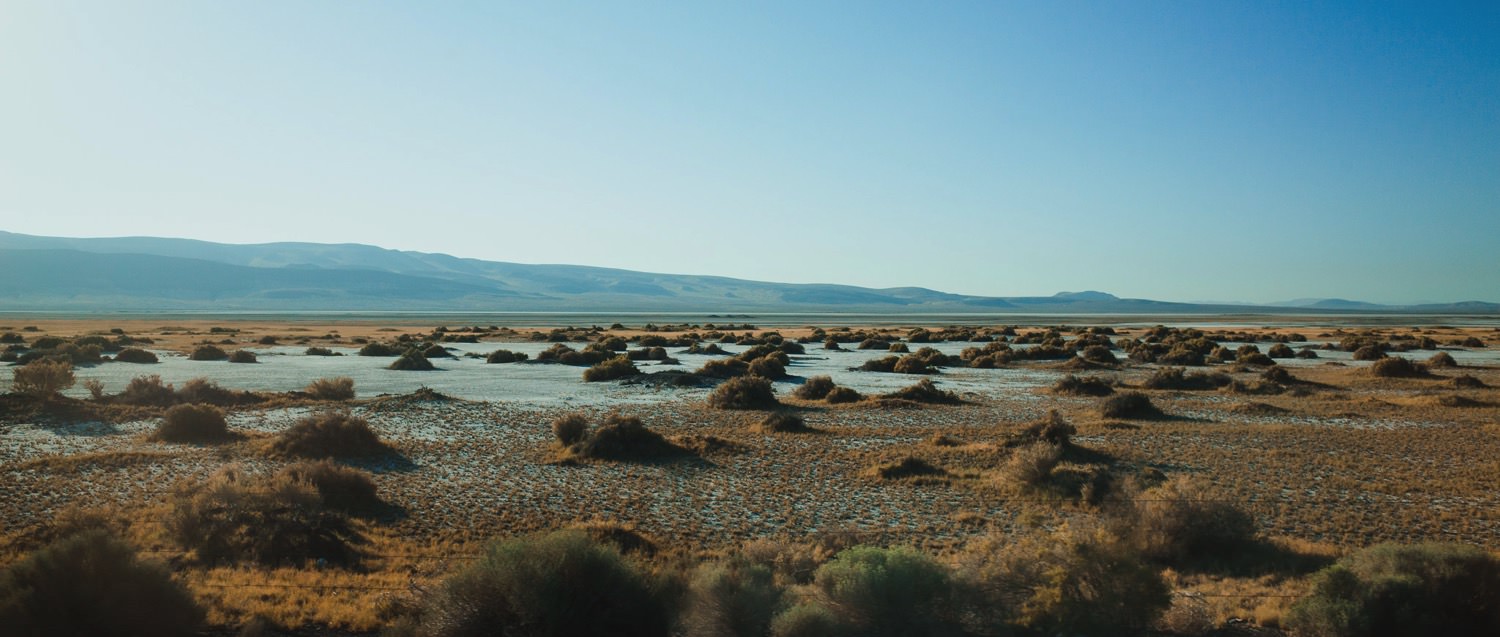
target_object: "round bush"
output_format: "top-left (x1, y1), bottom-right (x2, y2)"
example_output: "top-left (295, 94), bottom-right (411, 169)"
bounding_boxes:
top-left (811, 546), bottom-right (956, 635)
top-left (114, 348), bottom-right (159, 364)
top-left (824, 386), bottom-right (863, 404)
top-left (268, 411), bottom-right (390, 458)
top-left (552, 413), bottom-right (590, 446)
top-left (0, 530), bottom-right (202, 635)
top-left (188, 345), bottom-right (228, 361)
top-left (389, 351), bottom-right (435, 371)
top-left (1100, 392), bottom-right (1162, 419)
top-left (708, 376), bottom-right (780, 410)
top-left (1370, 356), bottom-right (1428, 378)
top-left (754, 412), bottom-right (810, 433)
top-left (275, 460), bottom-right (383, 513)
top-left (153, 403), bottom-right (231, 443)
top-left (1287, 542), bottom-right (1500, 637)
top-left (227, 350), bottom-right (258, 364)
top-left (413, 530), bottom-right (669, 637)
top-left (583, 356), bottom-right (640, 382)
top-left (792, 375), bottom-right (836, 400)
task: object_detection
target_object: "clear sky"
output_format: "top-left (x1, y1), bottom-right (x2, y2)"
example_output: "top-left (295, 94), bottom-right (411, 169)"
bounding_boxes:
top-left (2, 1), bottom-right (1496, 304)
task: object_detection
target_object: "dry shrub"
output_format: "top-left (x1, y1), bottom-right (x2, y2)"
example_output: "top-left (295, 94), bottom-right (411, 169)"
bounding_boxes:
top-left (152, 403), bottom-right (232, 443)
top-left (176, 378), bottom-right (238, 405)
top-left (1113, 476), bottom-right (1257, 566)
top-left (358, 342), bottom-right (402, 356)
top-left (166, 467), bottom-right (361, 566)
top-left (1020, 409), bottom-right (1075, 446)
top-left (389, 351), bottom-right (435, 371)
top-left (268, 411), bottom-right (391, 458)
top-left (881, 378), bottom-right (961, 404)
top-left (754, 412), bottom-right (811, 433)
top-left (1077, 345), bottom-right (1119, 364)
top-left (1451, 374), bottom-right (1487, 389)
top-left (1426, 351), bottom-right (1458, 367)
top-left (305, 376), bottom-right (355, 401)
top-left (1351, 345), bottom-right (1386, 361)
top-left (957, 526), bottom-right (1170, 635)
top-left (228, 350), bottom-right (258, 363)
top-left (10, 359), bottom-right (74, 397)
top-left (1003, 443), bottom-right (1063, 487)
top-left (747, 356), bottom-right (787, 379)
top-left (708, 376), bottom-right (780, 410)
top-left (0, 530), bottom-right (202, 635)
top-left (824, 386), bottom-right (863, 404)
top-left (697, 357), bottom-right (750, 378)
top-left (485, 349), bottom-right (527, 363)
top-left (1143, 367), bottom-right (1231, 391)
top-left (582, 356), bottom-right (640, 382)
top-left (1267, 343), bottom-right (1296, 358)
top-left (305, 346), bottom-right (338, 356)
top-left (793, 375), bottom-right (836, 400)
top-left (118, 374), bottom-right (175, 406)
top-left (1100, 392), bottom-right (1162, 419)
top-left (569, 414), bottom-right (683, 461)
top-left (1370, 356), bottom-right (1428, 378)
top-left (113, 347), bottom-right (158, 363)
top-left (406, 530), bottom-right (669, 637)
top-left (858, 356), bottom-right (899, 373)
top-left (1051, 374), bottom-right (1114, 396)
top-left (867, 456), bottom-right (946, 481)
top-left (567, 520), bottom-right (659, 557)
top-left (274, 460), bottom-right (384, 513)
top-left (551, 413), bottom-right (590, 446)
top-left (189, 345), bottom-right (229, 361)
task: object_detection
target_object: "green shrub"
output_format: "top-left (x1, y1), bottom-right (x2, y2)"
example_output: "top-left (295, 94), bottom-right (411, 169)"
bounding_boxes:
top-left (583, 356), bottom-right (640, 382)
top-left (268, 411), bottom-right (391, 458)
top-left (10, 359), bottom-right (74, 397)
top-left (114, 347), bottom-right (158, 364)
top-left (166, 467), bottom-right (360, 566)
top-left (274, 460), bottom-right (383, 513)
top-left (305, 376), bottom-right (355, 401)
top-left (1286, 542), bottom-right (1500, 637)
top-left (552, 413), bottom-right (590, 446)
top-left (708, 376), bottom-right (780, 410)
top-left (771, 604), bottom-right (846, 637)
top-left (1051, 374), bottom-right (1114, 396)
top-left (227, 350), bottom-right (258, 363)
top-left (809, 546), bottom-right (957, 636)
top-left (0, 530), bottom-right (202, 636)
top-left (682, 561), bottom-right (785, 637)
top-left (824, 386), bottom-right (863, 404)
top-left (189, 345), bottom-right (228, 361)
top-left (410, 530), bottom-right (669, 637)
top-left (1100, 392), bottom-right (1162, 419)
top-left (152, 403), bottom-right (232, 443)
top-left (793, 375), bottom-right (836, 400)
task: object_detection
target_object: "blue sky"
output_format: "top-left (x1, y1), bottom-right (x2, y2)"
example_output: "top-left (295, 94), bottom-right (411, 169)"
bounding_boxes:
top-left (2, 1), bottom-right (1496, 304)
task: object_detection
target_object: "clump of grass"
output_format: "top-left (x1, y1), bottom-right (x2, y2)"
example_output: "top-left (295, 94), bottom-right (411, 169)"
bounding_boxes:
top-left (881, 379), bottom-right (961, 404)
top-left (568, 414), bottom-right (685, 461)
top-left (0, 530), bottom-right (203, 635)
top-left (267, 411), bottom-right (392, 458)
top-left (1100, 392), bottom-right (1163, 419)
top-left (305, 376), bottom-right (356, 401)
top-left (552, 413), bottom-right (590, 446)
top-left (753, 412), bottom-right (812, 433)
top-left (582, 356), bottom-right (641, 382)
top-left (151, 403), bottom-right (233, 443)
top-left (1427, 351), bottom-right (1458, 367)
top-left (273, 459), bottom-right (384, 514)
top-left (165, 467), bottom-right (361, 566)
top-left (485, 349), bottom-right (528, 363)
top-left (10, 359), bottom-right (74, 398)
top-left (1002, 443), bottom-right (1063, 486)
top-left (708, 376), bottom-right (780, 410)
top-left (389, 351), bottom-right (435, 371)
top-left (189, 345), bottom-right (228, 361)
top-left (1370, 356), bottom-right (1429, 378)
top-left (113, 347), bottom-right (158, 363)
top-left (792, 375), bottom-right (837, 400)
top-left (1050, 374), bottom-right (1114, 396)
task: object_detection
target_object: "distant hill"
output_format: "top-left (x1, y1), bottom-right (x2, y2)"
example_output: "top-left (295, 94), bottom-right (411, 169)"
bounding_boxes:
top-left (1, 231), bottom-right (1496, 313)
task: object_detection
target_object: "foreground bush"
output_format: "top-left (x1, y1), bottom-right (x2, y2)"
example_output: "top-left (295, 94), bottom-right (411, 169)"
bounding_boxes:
top-left (708, 376), bottom-right (780, 410)
top-left (1114, 476), bottom-right (1257, 566)
top-left (682, 561), bottom-right (784, 637)
top-left (267, 411), bottom-right (391, 458)
top-left (406, 530), bottom-right (669, 637)
top-left (0, 530), bottom-right (202, 636)
top-left (1286, 542), bottom-right (1500, 637)
top-left (803, 546), bottom-right (957, 636)
top-left (152, 403), bottom-right (232, 443)
top-left (10, 359), bottom-right (74, 398)
top-left (305, 376), bottom-right (355, 401)
top-left (166, 467), bottom-right (360, 566)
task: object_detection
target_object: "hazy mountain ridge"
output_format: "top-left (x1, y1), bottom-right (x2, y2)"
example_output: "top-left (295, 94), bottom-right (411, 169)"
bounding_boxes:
top-left (1, 232), bottom-right (1495, 313)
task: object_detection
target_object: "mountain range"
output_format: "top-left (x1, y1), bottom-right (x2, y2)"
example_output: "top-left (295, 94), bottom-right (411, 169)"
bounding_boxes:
top-left (1, 231), bottom-right (1495, 314)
